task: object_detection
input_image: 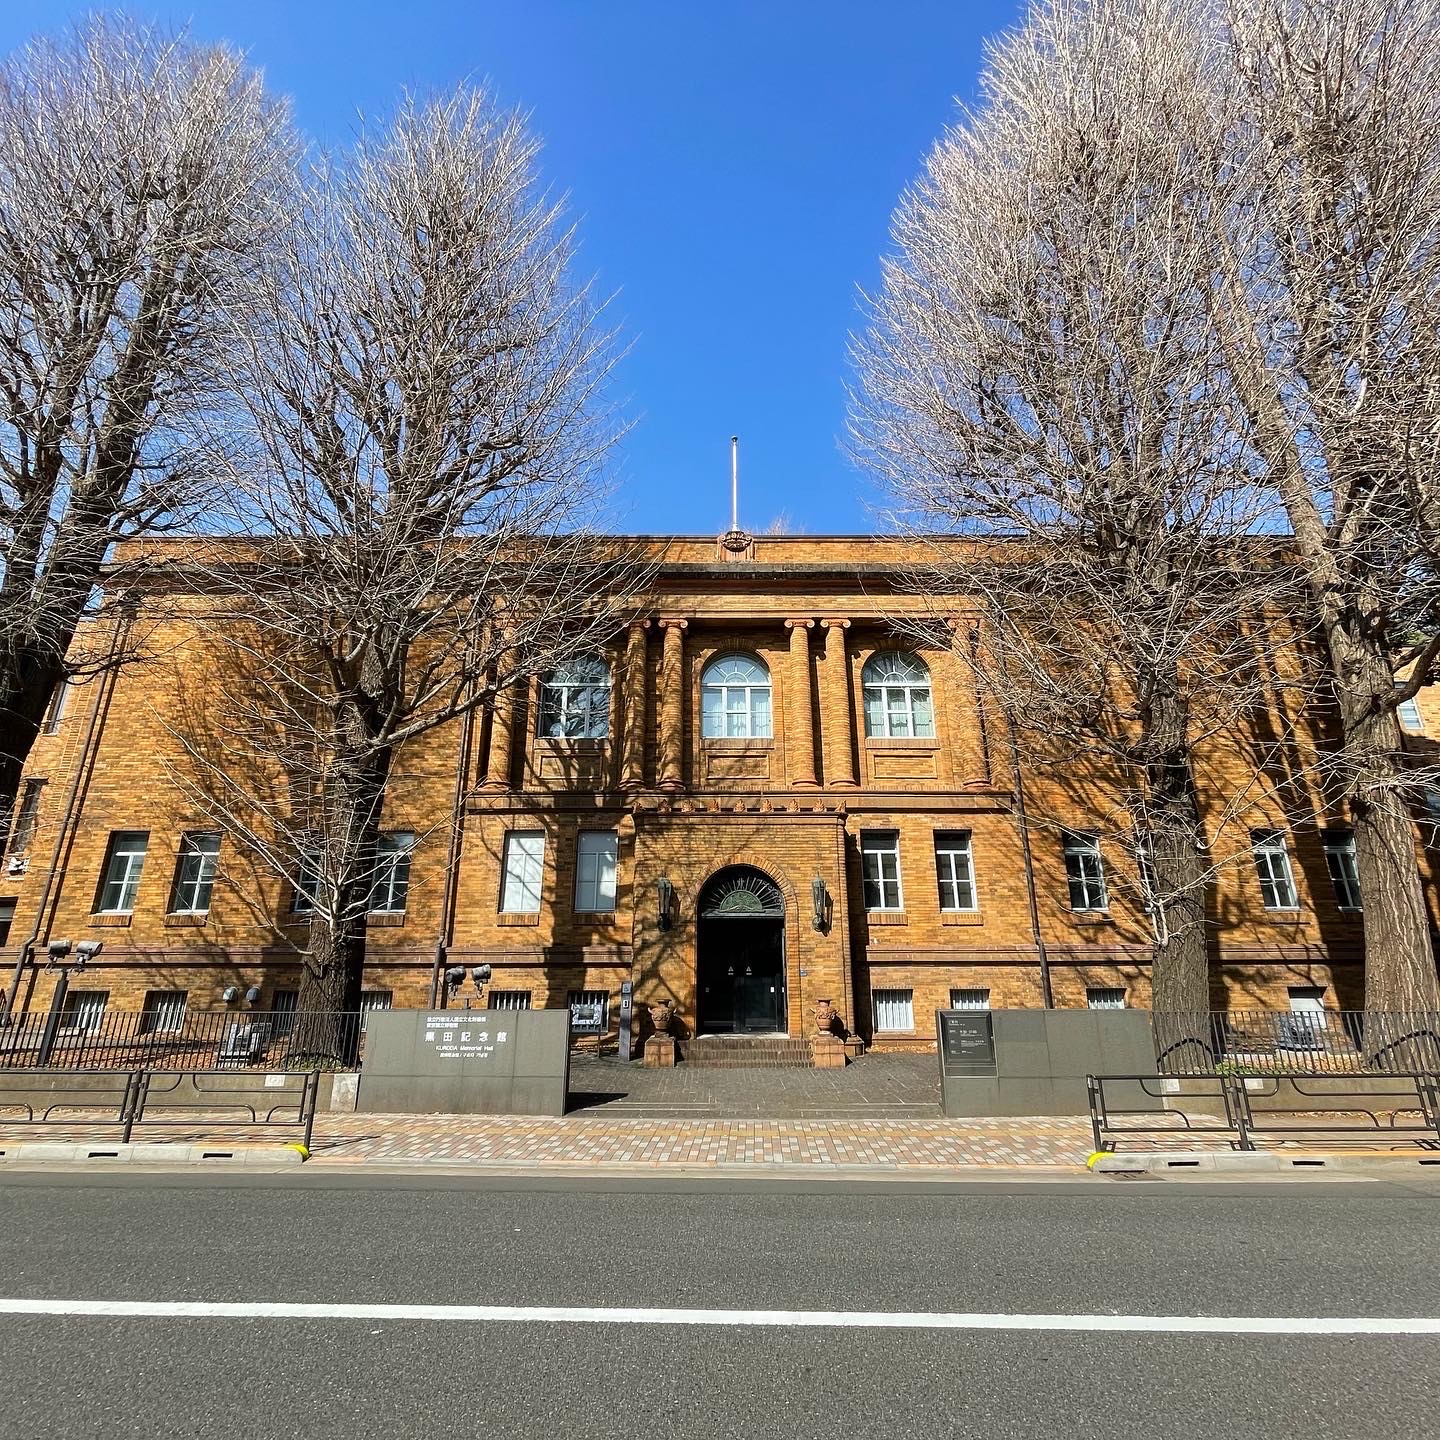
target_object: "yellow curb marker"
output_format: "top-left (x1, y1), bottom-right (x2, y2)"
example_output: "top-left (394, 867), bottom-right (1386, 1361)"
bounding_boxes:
top-left (284, 1144), bottom-right (310, 1161)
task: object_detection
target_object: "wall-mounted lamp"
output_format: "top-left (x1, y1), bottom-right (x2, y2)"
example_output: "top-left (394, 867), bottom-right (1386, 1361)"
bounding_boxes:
top-left (222, 985), bottom-right (241, 1004)
top-left (245, 985), bottom-right (263, 1005)
top-left (656, 875), bottom-right (674, 931)
top-left (811, 876), bottom-right (829, 933)
top-left (470, 964), bottom-right (492, 999)
top-left (74, 941), bottom-right (103, 969)
top-left (444, 964), bottom-right (466, 997)
top-left (44, 939), bottom-right (72, 965)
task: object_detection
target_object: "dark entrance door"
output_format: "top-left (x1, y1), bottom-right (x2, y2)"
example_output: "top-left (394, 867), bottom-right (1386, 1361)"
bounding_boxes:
top-left (696, 867), bottom-right (787, 1034)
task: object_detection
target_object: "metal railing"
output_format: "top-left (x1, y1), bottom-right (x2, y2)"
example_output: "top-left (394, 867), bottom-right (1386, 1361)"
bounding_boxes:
top-left (0, 1067), bottom-right (320, 1147)
top-left (1152, 1010), bottom-right (1440, 1076)
top-left (0, 1009), bottom-right (366, 1071)
top-left (1089, 1070), bottom-right (1440, 1153)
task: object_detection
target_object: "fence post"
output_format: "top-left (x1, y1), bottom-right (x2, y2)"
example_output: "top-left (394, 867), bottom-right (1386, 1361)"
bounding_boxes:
top-left (303, 1069), bottom-right (319, 1152)
top-left (1223, 1075), bottom-right (1254, 1151)
top-left (122, 1070), bottom-right (145, 1143)
top-left (34, 971), bottom-right (73, 1068)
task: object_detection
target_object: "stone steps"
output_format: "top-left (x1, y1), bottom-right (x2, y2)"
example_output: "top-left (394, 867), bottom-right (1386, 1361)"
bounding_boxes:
top-left (680, 1035), bottom-right (816, 1069)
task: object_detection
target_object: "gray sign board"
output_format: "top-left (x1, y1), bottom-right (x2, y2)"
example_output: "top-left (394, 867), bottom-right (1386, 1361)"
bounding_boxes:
top-left (937, 1010), bottom-right (997, 1075)
top-left (357, 1007), bottom-right (570, 1117)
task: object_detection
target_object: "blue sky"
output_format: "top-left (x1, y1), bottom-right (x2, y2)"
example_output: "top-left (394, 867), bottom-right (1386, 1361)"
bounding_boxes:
top-left (4, 1), bottom-right (1024, 535)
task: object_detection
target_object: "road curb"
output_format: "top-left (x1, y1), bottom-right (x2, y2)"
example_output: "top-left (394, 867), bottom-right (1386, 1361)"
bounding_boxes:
top-left (1089, 1150), bottom-right (1440, 1175)
top-left (0, 1141), bottom-right (307, 1167)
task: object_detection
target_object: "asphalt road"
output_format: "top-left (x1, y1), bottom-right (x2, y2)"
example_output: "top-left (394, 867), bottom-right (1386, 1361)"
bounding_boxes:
top-left (1, 1169), bottom-right (1438, 1439)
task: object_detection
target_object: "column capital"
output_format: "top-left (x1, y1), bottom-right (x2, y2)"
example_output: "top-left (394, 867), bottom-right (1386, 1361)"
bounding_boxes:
top-left (628, 617), bottom-right (652, 632)
top-left (820, 617), bottom-right (851, 631)
top-left (658, 617), bottom-right (689, 631)
top-left (784, 617), bottom-right (816, 631)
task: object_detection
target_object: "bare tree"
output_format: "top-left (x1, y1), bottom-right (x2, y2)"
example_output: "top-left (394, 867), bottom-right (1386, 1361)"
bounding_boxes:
top-left (0, 16), bottom-right (294, 834)
top-left (1213, 0), bottom-right (1440, 1011)
top-left (851, 0), bottom-right (1308, 1013)
top-left (161, 89), bottom-right (646, 1059)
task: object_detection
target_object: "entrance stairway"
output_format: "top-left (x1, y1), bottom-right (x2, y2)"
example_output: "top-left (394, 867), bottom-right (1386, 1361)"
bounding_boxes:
top-left (679, 1034), bottom-right (816, 1069)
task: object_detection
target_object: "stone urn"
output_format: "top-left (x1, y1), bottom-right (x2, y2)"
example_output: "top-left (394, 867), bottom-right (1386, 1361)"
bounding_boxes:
top-left (649, 1000), bottom-right (675, 1035)
top-left (814, 998), bottom-right (836, 1035)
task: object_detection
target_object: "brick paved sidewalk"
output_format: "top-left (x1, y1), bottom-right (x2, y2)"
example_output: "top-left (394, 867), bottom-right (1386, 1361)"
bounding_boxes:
top-left (307, 1113), bottom-right (1096, 1170)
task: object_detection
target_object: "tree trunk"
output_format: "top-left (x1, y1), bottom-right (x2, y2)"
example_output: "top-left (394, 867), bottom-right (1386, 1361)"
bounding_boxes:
top-left (1330, 630), bottom-right (1440, 1014)
top-left (289, 731), bottom-right (394, 1067)
top-left (0, 643), bottom-right (65, 836)
top-left (1141, 682), bottom-right (1214, 1065)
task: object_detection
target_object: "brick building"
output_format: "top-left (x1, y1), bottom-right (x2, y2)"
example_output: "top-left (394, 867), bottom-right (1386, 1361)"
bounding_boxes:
top-left (2, 531), bottom-right (1436, 1048)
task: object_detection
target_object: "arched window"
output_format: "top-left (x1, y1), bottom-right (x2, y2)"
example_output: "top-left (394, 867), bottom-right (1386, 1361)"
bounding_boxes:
top-left (701, 654), bottom-right (772, 738)
top-left (862, 651), bottom-right (934, 738)
top-left (538, 654), bottom-right (611, 738)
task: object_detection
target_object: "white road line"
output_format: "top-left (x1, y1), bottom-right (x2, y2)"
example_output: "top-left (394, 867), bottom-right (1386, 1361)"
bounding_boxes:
top-left (0, 1299), bottom-right (1435, 1335)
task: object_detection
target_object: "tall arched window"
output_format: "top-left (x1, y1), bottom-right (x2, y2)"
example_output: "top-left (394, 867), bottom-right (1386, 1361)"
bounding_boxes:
top-left (538, 654), bottom-right (611, 738)
top-left (701, 654), bottom-right (772, 738)
top-left (862, 651), bottom-right (934, 738)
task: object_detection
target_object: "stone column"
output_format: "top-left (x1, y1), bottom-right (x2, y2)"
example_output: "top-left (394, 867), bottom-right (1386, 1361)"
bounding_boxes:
top-left (657, 618), bottom-right (688, 793)
top-left (784, 618), bottom-right (819, 789)
top-left (620, 620), bottom-right (650, 792)
top-left (820, 618), bottom-right (858, 789)
top-left (482, 679), bottom-right (518, 790)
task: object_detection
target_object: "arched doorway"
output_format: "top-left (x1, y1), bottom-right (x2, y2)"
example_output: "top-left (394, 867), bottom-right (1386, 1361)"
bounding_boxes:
top-left (696, 866), bottom-right (787, 1034)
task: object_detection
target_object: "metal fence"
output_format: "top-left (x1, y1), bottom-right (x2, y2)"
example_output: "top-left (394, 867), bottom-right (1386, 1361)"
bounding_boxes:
top-left (1152, 1010), bottom-right (1440, 1076)
top-left (0, 1009), bottom-right (366, 1072)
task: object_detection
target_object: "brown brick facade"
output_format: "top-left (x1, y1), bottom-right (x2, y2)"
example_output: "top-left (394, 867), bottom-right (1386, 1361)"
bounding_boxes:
top-left (1, 533), bottom-right (1434, 1045)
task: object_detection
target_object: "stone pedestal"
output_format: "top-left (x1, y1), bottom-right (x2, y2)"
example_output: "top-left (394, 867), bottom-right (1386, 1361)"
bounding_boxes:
top-left (843, 1036), bottom-right (865, 1060)
top-left (810, 1034), bottom-right (846, 1069)
top-left (644, 1034), bottom-right (677, 1068)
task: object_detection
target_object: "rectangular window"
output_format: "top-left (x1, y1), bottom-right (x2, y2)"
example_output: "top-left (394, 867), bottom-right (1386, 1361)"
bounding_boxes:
top-left (140, 989), bottom-right (188, 1035)
top-left (934, 831), bottom-right (977, 912)
top-left (359, 990), bottom-right (393, 1027)
top-left (1281, 985), bottom-right (1327, 1048)
top-left (1251, 829), bottom-right (1299, 910)
top-left (7, 779), bottom-right (43, 856)
top-left (95, 831), bottom-right (148, 914)
top-left (1086, 987), bottom-right (1127, 1010)
top-left (568, 989), bottom-right (609, 1034)
top-left (860, 831), bottom-right (903, 912)
top-left (59, 989), bottom-right (108, 1032)
top-left (291, 842), bottom-right (321, 915)
top-left (1062, 831), bottom-right (1107, 911)
top-left (269, 988), bottom-right (299, 1037)
top-left (500, 832), bottom-right (545, 913)
top-left (370, 831), bottom-right (414, 913)
top-left (488, 989), bottom-right (532, 1011)
top-left (872, 988), bottom-right (914, 1032)
top-left (41, 679), bottom-right (73, 735)
top-left (1322, 829), bottom-right (1362, 912)
top-left (1398, 696), bottom-right (1424, 732)
top-left (0, 898), bottom-right (14, 948)
top-left (169, 832), bottom-right (220, 914)
top-left (950, 987), bottom-right (991, 1011)
top-left (574, 831), bottom-right (618, 913)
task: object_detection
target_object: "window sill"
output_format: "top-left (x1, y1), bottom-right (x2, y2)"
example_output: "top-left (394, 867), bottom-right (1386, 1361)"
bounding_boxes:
top-left (700, 737), bottom-right (775, 749)
top-left (872, 1027), bottom-right (917, 1036)
top-left (1070, 911), bottom-right (1113, 926)
top-left (498, 912), bottom-right (542, 927)
top-left (864, 737), bottom-right (940, 751)
top-left (1257, 909), bottom-right (1304, 923)
top-left (866, 911), bottom-right (909, 926)
top-left (89, 912), bottom-right (132, 928)
top-left (366, 911), bottom-right (406, 928)
top-left (163, 913), bottom-right (208, 928)
top-left (534, 737), bottom-right (608, 751)
top-left (941, 911), bottom-right (984, 926)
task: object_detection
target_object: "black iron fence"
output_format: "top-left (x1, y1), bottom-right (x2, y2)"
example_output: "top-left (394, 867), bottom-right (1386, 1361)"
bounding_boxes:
top-left (0, 1067), bottom-right (321, 1147)
top-left (1152, 1010), bottom-right (1440, 1076)
top-left (0, 1009), bottom-right (367, 1072)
